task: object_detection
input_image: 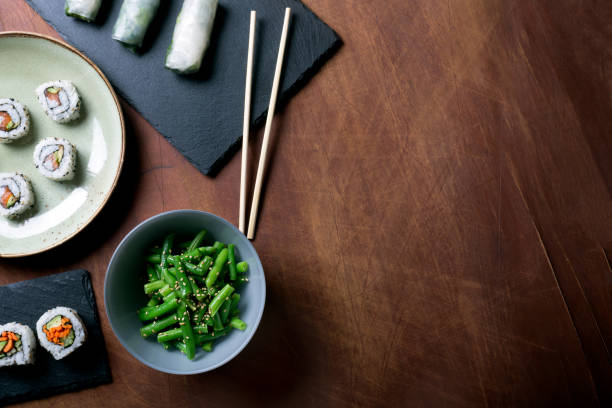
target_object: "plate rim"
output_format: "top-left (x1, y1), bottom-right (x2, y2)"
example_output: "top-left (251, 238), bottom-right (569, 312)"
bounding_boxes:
top-left (0, 31), bottom-right (126, 258)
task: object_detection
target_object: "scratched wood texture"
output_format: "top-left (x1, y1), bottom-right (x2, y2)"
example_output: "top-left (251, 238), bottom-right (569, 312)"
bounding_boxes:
top-left (1, 0), bottom-right (611, 406)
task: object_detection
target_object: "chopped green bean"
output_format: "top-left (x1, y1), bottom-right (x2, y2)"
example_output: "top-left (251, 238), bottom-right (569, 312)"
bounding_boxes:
top-left (144, 279), bottom-right (165, 294)
top-left (198, 255), bottom-right (213, 273)
top-left (220, 298), bottom-right (232, 324)
top-left (206, 248), bottom-right (228, 288)
top-left (146, 297), bottom-right (160, 307)
top-left (157, 328), bottom-right (183, 343)
top-left (209, 284), bottom-right (235, 317)
top-left (140, 313), bottom-right (178, 337)
top-left (201, 341), bottom-right (213, 352)
top-left (177, 303), bottom-right (196, 360)
top-left (213, 241), bottom-right (225, 252)
top-left (138, 297), bottom-right (179, 321)
top-left (188, 229), bottom-right (207, 252)
top-left (196, 327), bottom-right (231, 344)
top-left (173, 263), bottom-right (192, 299)
top-left (237, 261), bottom-right (249, 274)
top-left (174, 341), bottom-right (188, 354)
top-left (228, 244), bottom-right (238, 281)
top-left (198, 246), bottom-right (217, 256)
top-left (213, 313), bottom-right (224, 331)
top-left (229, 317), bottom-right (247, 331)
top-left (184, 261), bottom-right (205, 276)
top-left (230, 293), bottom-right (240, 311)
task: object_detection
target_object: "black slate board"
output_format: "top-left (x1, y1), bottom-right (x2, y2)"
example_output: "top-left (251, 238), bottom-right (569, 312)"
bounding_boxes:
top-left (25, 0), bottom-right (341, 175)
top-left (0, 270), bottom-right (111, 406)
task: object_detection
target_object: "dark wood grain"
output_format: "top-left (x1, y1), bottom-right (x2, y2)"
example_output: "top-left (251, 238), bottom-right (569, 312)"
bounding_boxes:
top-left (1, 0), bottom-right (611, 406)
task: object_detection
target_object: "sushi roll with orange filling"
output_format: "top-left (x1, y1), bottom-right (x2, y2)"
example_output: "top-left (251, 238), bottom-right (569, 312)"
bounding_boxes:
top-left (0, 173), bottom-right (34, 219)
top-left (33, 137), bottom-right (77, 181)
top-left (0, 98), bottom-right (30, 143)
top-left (36, 80), bottom-right (81, 123)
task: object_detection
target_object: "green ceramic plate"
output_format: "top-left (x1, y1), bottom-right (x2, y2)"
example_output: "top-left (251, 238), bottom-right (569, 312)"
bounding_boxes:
top-left (0, 32), bottom-right (125, 257)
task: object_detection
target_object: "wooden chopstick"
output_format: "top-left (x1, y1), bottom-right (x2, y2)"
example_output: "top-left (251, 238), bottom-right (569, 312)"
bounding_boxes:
top-left (247, 7), bottom-right (291, 240)
top-left (239, 10), bottom-right (256, 234)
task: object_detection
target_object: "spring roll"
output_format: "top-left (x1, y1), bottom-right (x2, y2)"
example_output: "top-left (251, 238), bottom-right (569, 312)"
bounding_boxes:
top-left (112, 0), bottom-right (160, 50)
top-left (165, 0), bottom-right (218, 74)
top-left (65, 0), bottom-right (103, 22)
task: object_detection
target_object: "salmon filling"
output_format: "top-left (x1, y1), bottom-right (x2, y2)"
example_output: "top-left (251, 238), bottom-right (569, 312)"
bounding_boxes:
top-left (0, 111), bottom-right (15, 132)
top-left (0, 186), bottom-right (17, 209)
top-left (43, 145), bottom-right (64, 171)
top-left (45, 87), bottom-right (61, 106)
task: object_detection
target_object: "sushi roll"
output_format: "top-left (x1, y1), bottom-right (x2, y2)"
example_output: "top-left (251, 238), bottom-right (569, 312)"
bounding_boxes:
top-left (36, 307), bottom-right (87, 360)
top-left (0, 98), bottom-right (30, 143)
top-left (0, 323), bottom-right (36, 367)
top-left (36, 80), bottom-right (81, 123)
top-left (65, 0), bottom-right (103, 23)
top-left (33, 137), bottom-right (77, 181)
top-left (0, 173), bottom-right (34, 219)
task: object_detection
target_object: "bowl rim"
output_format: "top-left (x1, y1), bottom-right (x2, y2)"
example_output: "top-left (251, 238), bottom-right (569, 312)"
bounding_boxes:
top-left (104, 209), bottom-right (266, 375)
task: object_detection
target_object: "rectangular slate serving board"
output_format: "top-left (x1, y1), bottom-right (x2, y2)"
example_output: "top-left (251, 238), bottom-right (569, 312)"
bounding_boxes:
top-left (0, 270), bottom-right (111, 406)
top-left (25, 0), bottom-right (341, 175)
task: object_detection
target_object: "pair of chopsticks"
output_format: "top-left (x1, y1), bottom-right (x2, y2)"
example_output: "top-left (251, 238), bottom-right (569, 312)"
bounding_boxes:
top-left (239, 8), bottom-right (291, 239)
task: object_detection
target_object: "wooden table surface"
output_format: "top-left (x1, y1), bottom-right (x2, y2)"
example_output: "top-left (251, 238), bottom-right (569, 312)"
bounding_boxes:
top-left (1, 0), bottom-right (612, 406)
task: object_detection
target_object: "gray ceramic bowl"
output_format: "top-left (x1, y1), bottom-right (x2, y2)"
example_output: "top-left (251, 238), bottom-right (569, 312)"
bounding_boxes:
top-left (104, 210), bottom-right (265, 374)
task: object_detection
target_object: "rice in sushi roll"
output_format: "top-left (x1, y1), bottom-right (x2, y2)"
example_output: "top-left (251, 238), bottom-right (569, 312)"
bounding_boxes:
top-left (33, 137), bottom-right (77, 181)
top-left (0, 173), bottom-right (34, 219)
top-left (36, 307), bottom-right (87, 360)
top-left (0, 323), bottom-right (36, 367)
top-left (36, 80), bottom-right (81, 123)
top-left (0, 98), bottom-right (30, 143)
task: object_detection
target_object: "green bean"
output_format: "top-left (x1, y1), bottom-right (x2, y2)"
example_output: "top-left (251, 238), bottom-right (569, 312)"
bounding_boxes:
top-left (173, 263), bottom-right (192, 299)
top-left (230, 293), bottom-right (240, 311)
top-left (237, 261), bottom-right (249, 274)
top-left (184, 298), bottom-right (197, 311)
top-left (229, 317), bottom-right (247, 331)
top-left (139, 313), bottom-right (178, 337)
top-left (162, 342), bottom-right (171, 350)
top-left (138, 297), bottom-right (179, 321)
top-left (196, 327), bottom-right (231, 344)
top-left (198, 246), bottom-right (217, 256)
top-left (206, 248), bottom-right (228, 288)
top-left (146, 297), bottom-right (160, 307)
top-left (213, 241), bottom-right (225, 252)
top-left (212, 313), bottom-right (224, 331)
top-left (193, 324), bottom-right (208, 334)
top-left (159, 284), bottom-right (173, 297)
top-left (201, 341), bottom-right (213, 352)
top-left (184, 262), bottom-right (205, 276)
top-left (208, 284), bottom-right (234, 317)
top-left (147, 254), bottom-right (161, 263)
top-left (228, 244), bottom-right (238, 281)
top-left (220, 298), bottom-right (232, 324)
top-left (149, 247), bottom-right (163, 254)
top-left (144, 279), bottom-right (165, 294)
top-left (161, 267), bottom-right (176, 286)
top-left (157, 328), bottom-right (183, 343)
top-left (163, 291), bottom-right (177, 303)
top-left (198, 255), bottom-right (213, 273)
top-left (146, 265), bottom-right (157, 282)
top-left (174, 341), bottom-right (188, 354)
top-left (181, 248), bottom-right (202, 262)
top-left (177, 303), bottom-right (196, 360)
top-left (188, 229), bottom-right (207, 252)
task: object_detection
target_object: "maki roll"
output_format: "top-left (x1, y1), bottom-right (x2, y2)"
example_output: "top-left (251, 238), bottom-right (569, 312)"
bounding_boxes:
top-left (113, 0), bottom-right (160, 50)
top-left (65, 0), bottom-right (103, 22)
top-left (36, 80), bottom-right (81, 123)
top-left (165, 0), bottom-right (218, 74)
top-left (0, 323), bottom-right (36, 367)
top-left (33, 137), bottom-right (77, 181)
top-left (0, 173), bottom-right (34, 219)
top-left (36, 307), bottom-right (87, 360)
top-left (0, 98), bottom-right (30, 143)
